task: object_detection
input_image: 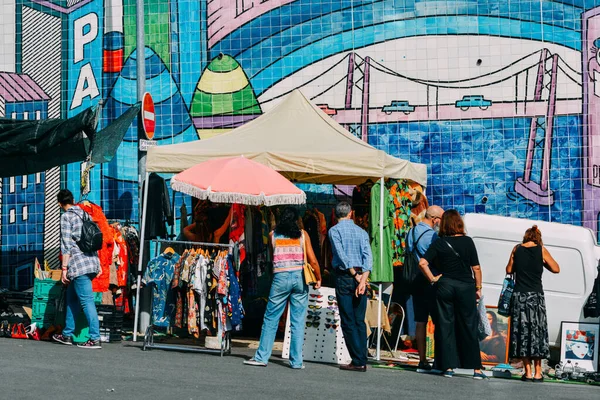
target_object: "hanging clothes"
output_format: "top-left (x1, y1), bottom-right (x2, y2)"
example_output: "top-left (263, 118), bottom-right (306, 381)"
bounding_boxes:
top-left (143, 251), bottom-right (180, 328)
top-left (229, 204), bottom-right (246, 263)
top-left (303, 211), bottom-right (321, 261)
top-left (387, 179), bottom-right (412, 267)
top-left (227, 256), bottom-right (244, 330)
top-left (77, 201), bottom-right (113, 293)
top-left (180, 202), bottom-right (189, 233)
top-left (370, 180), bottom-right (394, 283)
top-left (143, 172), bottom-right (174, 239)
top-left (315, 209), bottom-right (327, 247)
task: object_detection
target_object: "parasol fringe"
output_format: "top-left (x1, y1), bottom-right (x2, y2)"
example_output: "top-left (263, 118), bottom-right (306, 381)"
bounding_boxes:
top-left (171, 178), bottom-right (306, 206)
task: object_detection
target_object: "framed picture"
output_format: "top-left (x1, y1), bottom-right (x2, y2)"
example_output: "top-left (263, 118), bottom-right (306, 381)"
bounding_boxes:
top-left (560, 322), bottom-right (599, 372)
top-left (479, 306), bottom-right (510, 365)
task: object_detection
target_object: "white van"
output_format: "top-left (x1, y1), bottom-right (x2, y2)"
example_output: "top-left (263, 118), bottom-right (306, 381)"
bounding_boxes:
top-left (464, 213), bottom-right (599, 345)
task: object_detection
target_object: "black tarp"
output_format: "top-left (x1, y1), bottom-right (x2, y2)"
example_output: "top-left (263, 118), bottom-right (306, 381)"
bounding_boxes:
top-left (0, 104), bottom-right (140, 178)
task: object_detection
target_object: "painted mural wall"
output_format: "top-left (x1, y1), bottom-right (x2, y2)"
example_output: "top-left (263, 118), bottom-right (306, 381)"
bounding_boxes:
top-left (1, 0), bottom-right (600, 289)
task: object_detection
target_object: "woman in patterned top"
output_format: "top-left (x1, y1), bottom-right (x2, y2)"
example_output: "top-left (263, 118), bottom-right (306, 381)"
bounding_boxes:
top-left (244, 207), bottom-right (321, 369)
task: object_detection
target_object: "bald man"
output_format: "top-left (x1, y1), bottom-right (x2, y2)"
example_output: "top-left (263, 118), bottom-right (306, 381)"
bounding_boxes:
top-left (407, 205), bottom-right (444, 372)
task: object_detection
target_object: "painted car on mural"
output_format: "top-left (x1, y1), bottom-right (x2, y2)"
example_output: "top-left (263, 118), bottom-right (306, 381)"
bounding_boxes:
top-left (382, 100), bottom-right (415, 115)
top-left (317, 104), bottom-right (337, 116)
top-left (455, 95), bottom-right (492, 111)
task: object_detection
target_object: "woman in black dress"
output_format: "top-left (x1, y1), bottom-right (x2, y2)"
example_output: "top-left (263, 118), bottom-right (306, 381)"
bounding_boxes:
top-left (419, 210), bottom-right (486, 379)
top-left (506, 225), bottom-right (560, 382)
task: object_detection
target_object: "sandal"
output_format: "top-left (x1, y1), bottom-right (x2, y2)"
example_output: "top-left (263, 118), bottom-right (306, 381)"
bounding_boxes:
top-left (521, 375), bottom-right (533, 382)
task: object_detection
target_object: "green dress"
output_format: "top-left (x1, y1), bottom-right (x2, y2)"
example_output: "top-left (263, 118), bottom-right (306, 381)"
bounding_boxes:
top-left (370, 180), bottom-right (394, 283)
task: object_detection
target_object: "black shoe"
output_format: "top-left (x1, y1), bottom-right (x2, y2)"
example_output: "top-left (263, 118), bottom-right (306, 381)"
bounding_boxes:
top-left (52, 334), bottom-right (73, 345)
top-left (0, 320), bottom-right (8, 337)
top-left (77, 339), bottom-right (102, 349)
top-left (521, 375), bottom-right (533, 382)
top-left (340, 363), bottom-right (367, 372)
top-left (417, 361), bottom-right (433, 373)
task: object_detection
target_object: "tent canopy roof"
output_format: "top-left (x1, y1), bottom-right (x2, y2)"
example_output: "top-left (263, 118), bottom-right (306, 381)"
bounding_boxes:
top-left (146, 90), bottom-right (427, 186)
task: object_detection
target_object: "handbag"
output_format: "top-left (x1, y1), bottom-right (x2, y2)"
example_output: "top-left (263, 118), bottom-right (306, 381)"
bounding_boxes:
top-left (477, 294), bottom-right (492, 340)
top-left (583, 264), bottom-right (600, 318)
top-left (302, 232), bottom-right (317, 286)
top-left (11, 323), bottom-right (28, 339)
top-left (497, 274), bottom-right (515, 317)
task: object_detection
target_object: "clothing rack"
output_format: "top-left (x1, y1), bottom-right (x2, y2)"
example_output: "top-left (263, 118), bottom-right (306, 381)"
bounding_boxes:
top-left (140, 239), bottom-right (235, 357)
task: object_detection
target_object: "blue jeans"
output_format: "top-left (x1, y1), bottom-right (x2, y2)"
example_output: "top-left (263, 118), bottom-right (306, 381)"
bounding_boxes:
top-left (62, 273), bottom-right (100, 341)
top-left (254, 271), bottom-right (308, 368)
top-left (335, 272), bottom-right (368, 366)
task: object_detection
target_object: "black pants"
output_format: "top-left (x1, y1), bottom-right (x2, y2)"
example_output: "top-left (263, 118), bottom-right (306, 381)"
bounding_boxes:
top-left (434, 277), bottom-right (482, 371)
top-left (335, 272), bottom-right (368, 366)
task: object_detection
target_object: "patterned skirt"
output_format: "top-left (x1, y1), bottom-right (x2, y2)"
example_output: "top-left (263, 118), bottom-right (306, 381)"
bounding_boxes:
top-left (509, 291), bottom-right (550, 359)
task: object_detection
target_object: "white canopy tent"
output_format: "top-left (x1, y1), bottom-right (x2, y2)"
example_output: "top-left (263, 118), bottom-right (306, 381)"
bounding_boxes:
top-left (146, 90), bottom-right (427, 185)
top-left (134, 90), bottom-right (428, 360)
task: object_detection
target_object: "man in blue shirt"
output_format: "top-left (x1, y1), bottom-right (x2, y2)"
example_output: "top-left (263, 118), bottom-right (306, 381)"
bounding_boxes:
top-left (328, 201), bottom-right (373, 372)
top-left (406, 205), bottom-right (444, 372)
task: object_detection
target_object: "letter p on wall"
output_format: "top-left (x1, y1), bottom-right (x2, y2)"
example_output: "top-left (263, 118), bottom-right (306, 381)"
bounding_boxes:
top-left (74, 13), bottom-right (98, 63)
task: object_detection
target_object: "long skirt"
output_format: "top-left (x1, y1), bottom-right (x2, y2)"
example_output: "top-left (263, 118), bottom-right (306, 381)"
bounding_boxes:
top-left (509, 291), bottom-right (550, 359)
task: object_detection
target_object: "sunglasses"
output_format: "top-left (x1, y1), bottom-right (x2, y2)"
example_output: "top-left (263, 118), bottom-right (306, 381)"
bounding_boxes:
top-left (325, 310), bottom-right (336, 316)
top-left (326, 306), bottom-right (337, 311)
top-left (308, 310), bottom-right (321, 316)
top-left (328, 295), bottom-right (336, 301)
top-left (307, 315), bottom-right (321, 321)
top-left (310, 294), bottom-right (323, 299)
top-left (309, 299), bottom-right (323, 304)
top-left (306, 322), bottom-right (320, 328)
top-left (325, 323), bottom-right (338, 329)
top-left (326, 318), bottom-right (339, 323)
top-left (308, 305), bottom-right (322, 310)
top-left (328, 301), bottom-right (337, 306)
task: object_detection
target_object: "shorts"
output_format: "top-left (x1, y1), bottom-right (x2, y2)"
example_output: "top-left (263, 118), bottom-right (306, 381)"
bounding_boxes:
top-left (412, 284), bottom-right (436, 324)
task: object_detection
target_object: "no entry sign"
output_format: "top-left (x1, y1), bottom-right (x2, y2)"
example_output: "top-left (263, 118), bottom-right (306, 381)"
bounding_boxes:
top-left (142, 92), bottom-right (155, 140)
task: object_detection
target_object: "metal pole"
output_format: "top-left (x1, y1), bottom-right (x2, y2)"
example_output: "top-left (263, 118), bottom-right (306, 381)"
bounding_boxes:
top-left (133, 172), bottom-right (150, 342)
top-left (136, 0), bottom-right (146, 215)
top-left (376, 177), bottom-right (384, 361)
top-left (136, 0), bottom-right (145, 99)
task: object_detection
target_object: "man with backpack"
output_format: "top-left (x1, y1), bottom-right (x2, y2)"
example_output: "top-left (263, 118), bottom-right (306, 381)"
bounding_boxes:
top-left (52, 189), bottom-right (103, 349)
top-left (406, 205), bottom-right (444, 372)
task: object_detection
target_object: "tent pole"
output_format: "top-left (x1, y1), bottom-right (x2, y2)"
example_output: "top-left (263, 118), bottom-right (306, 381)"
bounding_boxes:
top-left (376, 176), bottom-right (384, 361)
top-left (133, 171), bottom-right (150, 342)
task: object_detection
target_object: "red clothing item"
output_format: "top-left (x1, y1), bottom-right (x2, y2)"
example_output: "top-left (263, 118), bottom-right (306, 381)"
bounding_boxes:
top-left (77, 202), bottom-right (113, 292)
top-left (229, 204), bottom-right (246, 263)
top-left (112, 227), bottom-right (129, 287)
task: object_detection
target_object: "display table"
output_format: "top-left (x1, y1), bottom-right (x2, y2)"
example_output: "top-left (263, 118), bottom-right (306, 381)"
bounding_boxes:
top-left (282, 286), bottom-right (351, 365)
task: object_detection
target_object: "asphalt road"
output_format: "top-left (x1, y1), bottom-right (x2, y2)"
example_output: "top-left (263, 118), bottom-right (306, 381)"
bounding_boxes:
top-left (0, 338), bottom-right (597, 400)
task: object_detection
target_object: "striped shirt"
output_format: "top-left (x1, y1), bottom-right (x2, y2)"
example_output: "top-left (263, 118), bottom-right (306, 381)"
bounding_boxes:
top-left (272, 233), bottom-right (304, 273)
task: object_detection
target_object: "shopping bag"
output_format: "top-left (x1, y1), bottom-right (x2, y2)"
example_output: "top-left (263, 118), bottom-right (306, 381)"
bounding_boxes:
top-left (477, 294), bottom-right (492, 340)
top-left (497, 274), bottom-right (514, 317)
top-left (583, 266), bottom-right (599, 318)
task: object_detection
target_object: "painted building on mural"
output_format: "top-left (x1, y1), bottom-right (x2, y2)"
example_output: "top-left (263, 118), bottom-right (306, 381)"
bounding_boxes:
top-left (4, 0), bottom-right (600, 288)
top-left (0, 72), bottom-right (49, 290)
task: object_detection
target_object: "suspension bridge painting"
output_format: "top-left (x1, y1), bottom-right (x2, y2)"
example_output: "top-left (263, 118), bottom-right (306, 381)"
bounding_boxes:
top-left (255, 33), bottom-right (584, 229)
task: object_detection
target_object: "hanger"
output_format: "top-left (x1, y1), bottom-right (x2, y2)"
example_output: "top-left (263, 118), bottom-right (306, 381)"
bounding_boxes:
top-left (164, 247), bottom-right (175, 255)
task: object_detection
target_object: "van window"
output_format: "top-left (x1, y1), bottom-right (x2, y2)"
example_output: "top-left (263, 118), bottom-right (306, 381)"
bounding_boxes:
top-left (473, 238), bottom-right (584, 296)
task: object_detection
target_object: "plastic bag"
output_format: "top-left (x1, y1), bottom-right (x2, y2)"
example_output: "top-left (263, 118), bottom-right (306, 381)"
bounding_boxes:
top-left (497, 274), bottom-right (514, 317)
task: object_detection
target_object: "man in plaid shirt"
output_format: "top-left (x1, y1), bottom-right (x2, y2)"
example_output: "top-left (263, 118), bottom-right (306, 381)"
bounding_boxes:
top-left (328, 201), bottom-right (372, 372)
top-left (52, 189), bottom-right (102, 349)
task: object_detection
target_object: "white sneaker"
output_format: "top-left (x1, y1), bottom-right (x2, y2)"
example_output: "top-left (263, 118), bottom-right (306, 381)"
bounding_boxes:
top-left (243, 358), bottom-right (267, 367)
top-left (290, 364), bottom-right (306, 370)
